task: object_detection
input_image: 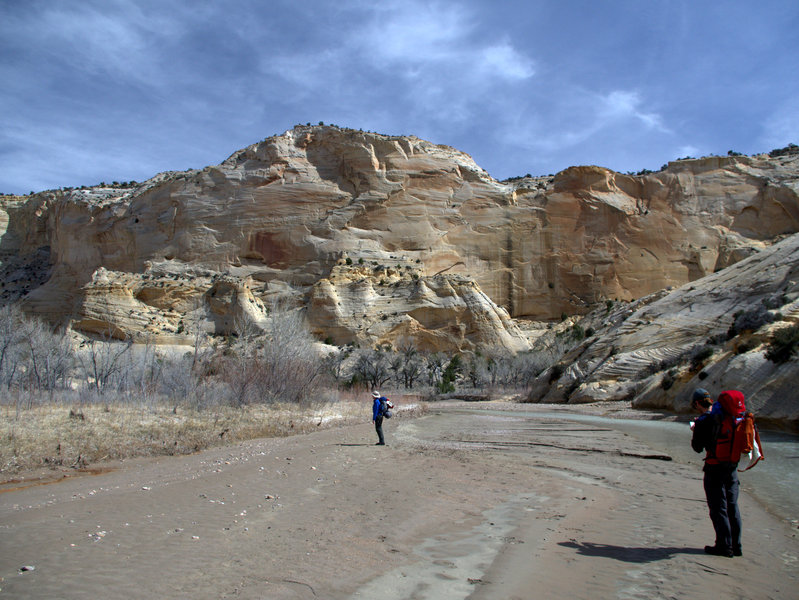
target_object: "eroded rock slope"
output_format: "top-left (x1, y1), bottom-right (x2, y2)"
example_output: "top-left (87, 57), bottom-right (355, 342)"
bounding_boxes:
top-left (2, 126), bottom-right (798, 354)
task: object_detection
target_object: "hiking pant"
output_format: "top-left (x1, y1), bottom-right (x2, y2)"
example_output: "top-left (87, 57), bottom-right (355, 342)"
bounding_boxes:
top-left (374, 416), bottom-right (384, 444)
top-left (703, 463), bottom-right (742, 551)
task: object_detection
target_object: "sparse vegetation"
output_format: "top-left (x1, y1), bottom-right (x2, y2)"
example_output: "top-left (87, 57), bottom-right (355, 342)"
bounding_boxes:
top-left (437, 354), bottom-right (462, 393)
top-left (727, 305), bottom-right (775, 339)
top-left (0, 398), bottom-right (380, 473)
top-left (660, 369), bottom-right (676, 390)
top-left (690, 345), bottom-right (715, 371)
top-left (768, 143), bottom-right (799, 158)
top-left (0, 302), bottom-right (335, 473)
top-left (765, 324), bottom-right (799, 364)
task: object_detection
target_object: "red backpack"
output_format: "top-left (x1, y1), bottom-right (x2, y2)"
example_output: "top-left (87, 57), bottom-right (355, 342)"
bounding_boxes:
top-left (710, 390), bottom-right (764, 470)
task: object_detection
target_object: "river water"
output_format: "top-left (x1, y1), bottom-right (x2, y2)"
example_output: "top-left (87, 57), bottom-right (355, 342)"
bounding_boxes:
top-left (508, 409), bottom-right (799, 527)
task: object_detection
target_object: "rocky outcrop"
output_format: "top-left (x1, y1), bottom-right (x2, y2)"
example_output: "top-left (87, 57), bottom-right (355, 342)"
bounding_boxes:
top-left (307, 258), bottom-right (528, 352)
top-left (527, 233), bottom-right (799, 424)
top-left (2, 126), bottom-right (799, 353)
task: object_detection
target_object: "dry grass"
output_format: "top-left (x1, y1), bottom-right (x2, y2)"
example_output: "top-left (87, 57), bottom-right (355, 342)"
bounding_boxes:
top-left (0, 393), bottom-right (425, 475)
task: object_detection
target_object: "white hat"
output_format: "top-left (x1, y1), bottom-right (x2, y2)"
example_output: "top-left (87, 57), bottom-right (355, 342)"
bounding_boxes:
top-left (372, 391), bottom-right (380, 398)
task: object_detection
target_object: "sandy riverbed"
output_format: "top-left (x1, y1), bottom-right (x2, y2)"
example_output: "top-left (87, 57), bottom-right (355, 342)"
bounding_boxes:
top-left (1, 402), bottom-right (796, 599)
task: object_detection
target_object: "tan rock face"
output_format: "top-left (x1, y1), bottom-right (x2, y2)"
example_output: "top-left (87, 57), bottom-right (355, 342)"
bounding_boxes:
top-left (307, 259), bottom-right (527, 352)
top-left (3, 127), bottom-right (799, 351)
top-left (527, 233), bottom-right (799, 422)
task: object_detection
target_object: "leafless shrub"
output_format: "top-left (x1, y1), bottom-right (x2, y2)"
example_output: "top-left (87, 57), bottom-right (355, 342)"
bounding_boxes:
top-left (351, 348), bottom-right (393, 390)
top-left (384, 338), bottom-right (424, 389)
top-left (77, 331), bottom-right (132, 394)
top-left (0, 304), bottom-right (25, 388)
top-left (18, 316), bottom-right (73, 397)
top-left (426, 352), bottom-right (446, 388)
top-left (325, 346), bottom-right (353, 383)
top-left (219, 301), bottom-right (327, 405)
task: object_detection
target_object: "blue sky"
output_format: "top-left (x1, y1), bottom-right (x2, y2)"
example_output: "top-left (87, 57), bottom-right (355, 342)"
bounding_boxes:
top-left (2, 0), bottom-right (798, 194)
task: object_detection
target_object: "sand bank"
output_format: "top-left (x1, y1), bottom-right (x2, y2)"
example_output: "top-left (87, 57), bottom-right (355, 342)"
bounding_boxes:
top-left (1, 403), bottom-right (796, 599)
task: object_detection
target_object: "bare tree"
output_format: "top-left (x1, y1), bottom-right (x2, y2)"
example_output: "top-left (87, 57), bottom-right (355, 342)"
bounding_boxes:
top-left (426, 352), bottom-right (446, 388)
top-left (233, 312), bottom-right (262, 356)
top-left (325, 346), bottom-right (352, 383)
top-left (255, 301), bottom-right (326, 404)
top-left (352, 348), bottom-right (392, 390)
top-left (78, 331), bottom-right (133, 395)
top-left (187, 300), bottom-right (210, 370)
top-left (395, 339), bottom-right (423, 389)
top-left (0, 304), bottom-right (24, 389)
top-left (219, 299), bottom-right (326, 406)
top-left (18, 317), bottom-right (73, 396)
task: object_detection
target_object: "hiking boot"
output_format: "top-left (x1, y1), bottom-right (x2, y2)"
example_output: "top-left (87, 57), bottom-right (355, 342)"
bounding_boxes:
top-left (733, 547), bottom-right (742, 557)
top-left (704, 545), bottom-right (733, 557)
top-left (375, 442), bottom-right (385, 445)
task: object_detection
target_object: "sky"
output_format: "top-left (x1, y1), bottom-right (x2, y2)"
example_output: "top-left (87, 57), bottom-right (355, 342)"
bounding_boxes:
top-left (2, 0), bottom-right (798, 195)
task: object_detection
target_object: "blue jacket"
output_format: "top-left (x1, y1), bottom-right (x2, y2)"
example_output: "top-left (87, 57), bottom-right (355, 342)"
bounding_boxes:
top-left (691, 410), bottom-right (720, 456)
top-left (373, 396), bottom-right (385, 421)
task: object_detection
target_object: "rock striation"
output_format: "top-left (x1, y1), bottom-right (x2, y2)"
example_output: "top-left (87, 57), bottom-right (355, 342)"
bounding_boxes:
top-left (526, 232), bottom-right (799, 424)
top-left (2, 126), bottom-right (799, 354)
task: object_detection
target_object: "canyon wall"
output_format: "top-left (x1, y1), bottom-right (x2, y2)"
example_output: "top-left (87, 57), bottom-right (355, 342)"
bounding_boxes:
top-left (2, 126), bottom-right (798, 352)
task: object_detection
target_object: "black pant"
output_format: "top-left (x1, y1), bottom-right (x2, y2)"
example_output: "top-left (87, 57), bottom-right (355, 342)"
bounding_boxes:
top-left (374, 416), bottom-right (384, 444)
top-left (703, 463), bottom-right (742, 551)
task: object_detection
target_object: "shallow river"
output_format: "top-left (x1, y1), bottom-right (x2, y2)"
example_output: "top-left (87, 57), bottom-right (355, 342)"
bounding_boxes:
top-left (502, 408), bottom-right (799, 527)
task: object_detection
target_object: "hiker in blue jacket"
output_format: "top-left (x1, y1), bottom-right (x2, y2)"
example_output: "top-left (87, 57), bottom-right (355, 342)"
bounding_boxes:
top-left (372, 390), bottom-right (386, 445)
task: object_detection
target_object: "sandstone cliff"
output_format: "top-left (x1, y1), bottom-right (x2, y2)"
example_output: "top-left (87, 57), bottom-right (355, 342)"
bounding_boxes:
top-left (2, 126), bottom-right (798, 355)
top-left (527, 232), bottom-right (799, 424)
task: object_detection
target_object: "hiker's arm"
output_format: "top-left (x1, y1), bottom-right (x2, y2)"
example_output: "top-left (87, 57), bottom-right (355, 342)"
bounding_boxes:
top-left (691, 415), bottom-right (718, 453)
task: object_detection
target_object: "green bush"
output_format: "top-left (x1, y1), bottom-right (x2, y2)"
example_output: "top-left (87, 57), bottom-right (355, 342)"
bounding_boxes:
top-left (735, 340), bottom-right (757, 354)
top-left (437, 355), bottom-right (462, 393)
top-left (765, 324), bottom-right (799, 363)
top-left (690, 345), bottom-right (715, 371)
top-left (727, 306), bottom-right (774, 339)
top-left (660, 369), bottom-right (676, 390)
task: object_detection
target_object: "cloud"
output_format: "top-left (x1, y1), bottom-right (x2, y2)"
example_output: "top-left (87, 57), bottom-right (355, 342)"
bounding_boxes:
top-left (507, 88), bottom-right (669, 155)
top-left (598, 91), bottom-right (668, 132)
top-left (251, 0), bottom-right (535, 135)
top-left (675, 145), bottom-right (701, 159)
top-left (478, 44), bottom-right (535, 80)
top-left (4, 1), bottom-right (796, 192)
top-left (15, 3), bottom-right (183, 88)
top-left (367, 2), bottom-right (469, 63)
top-left (359, 2), bottom-right (534, 82)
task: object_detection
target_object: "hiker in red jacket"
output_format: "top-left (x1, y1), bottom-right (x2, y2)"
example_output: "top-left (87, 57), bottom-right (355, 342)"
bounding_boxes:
top-left (690, 388), bottom-right (744, 557)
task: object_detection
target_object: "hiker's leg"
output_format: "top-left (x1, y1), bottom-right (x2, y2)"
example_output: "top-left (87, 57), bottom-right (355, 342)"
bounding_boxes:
top-left (727, 468), bottom-right (742, 552)
top-left (704, 467), bottom-right (732, 550)
top-left (375, 416), bottom-right (384, 444)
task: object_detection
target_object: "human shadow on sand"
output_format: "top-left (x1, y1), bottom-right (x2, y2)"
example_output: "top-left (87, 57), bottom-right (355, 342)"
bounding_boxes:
top-left (558, 541), bottom-right (704, 563)
top-left (336, 443), bottom-right (374, 447)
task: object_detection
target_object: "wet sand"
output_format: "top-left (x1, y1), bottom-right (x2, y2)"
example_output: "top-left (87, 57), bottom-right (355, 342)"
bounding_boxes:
top-left (1, 402), bottom-right (797, 599)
